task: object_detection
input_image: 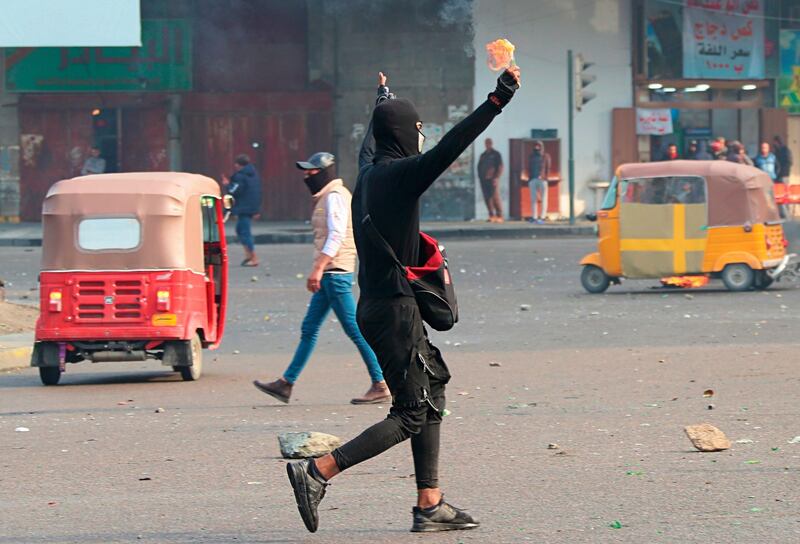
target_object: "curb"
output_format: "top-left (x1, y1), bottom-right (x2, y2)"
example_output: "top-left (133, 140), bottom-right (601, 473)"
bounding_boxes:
top-left (0, 225), bottom-right (594, 248)
top-left (0, 239), bottom-right (41, 247)
top-left (0, 332), bottom-right (34, 372)
top-left (246, 226), bottom-right (594, 246)
top-left (0, 346), bottom-right (32, 372)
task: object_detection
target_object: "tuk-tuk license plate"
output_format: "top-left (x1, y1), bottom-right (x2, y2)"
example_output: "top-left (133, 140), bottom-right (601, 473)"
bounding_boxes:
top-left (152, 313), bottom-right (177, 326)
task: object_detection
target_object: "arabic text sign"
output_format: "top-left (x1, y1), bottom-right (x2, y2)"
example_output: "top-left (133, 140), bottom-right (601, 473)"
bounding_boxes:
top-left (779, 30), bottom-right (800, 114)
top-left (636, 108), bottom-right (674, 135)
top-left (682, 0), bottom-right (764, 79)
top-left (4, 20), bottom-right (191, 92)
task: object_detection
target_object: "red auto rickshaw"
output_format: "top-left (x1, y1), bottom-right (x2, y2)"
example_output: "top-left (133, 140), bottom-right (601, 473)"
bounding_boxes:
top-left (31, 173), bottom-right (229, 385)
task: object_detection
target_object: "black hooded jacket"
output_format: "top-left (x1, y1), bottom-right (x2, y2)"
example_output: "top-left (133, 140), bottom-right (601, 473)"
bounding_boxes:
top-left (352, 96), bottom-right (504, 298)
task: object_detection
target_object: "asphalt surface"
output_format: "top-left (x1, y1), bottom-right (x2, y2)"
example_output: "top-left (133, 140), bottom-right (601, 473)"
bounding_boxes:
top-left (2, 239), bottom-right (800, 543)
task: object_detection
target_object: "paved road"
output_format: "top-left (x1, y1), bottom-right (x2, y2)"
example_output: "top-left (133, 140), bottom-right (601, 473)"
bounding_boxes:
top-left (2, 239), bottom-right (800, 543)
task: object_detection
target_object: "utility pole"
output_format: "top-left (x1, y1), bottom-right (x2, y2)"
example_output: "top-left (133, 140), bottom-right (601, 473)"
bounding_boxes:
top-left (567, 50), bottom-right (575, 225)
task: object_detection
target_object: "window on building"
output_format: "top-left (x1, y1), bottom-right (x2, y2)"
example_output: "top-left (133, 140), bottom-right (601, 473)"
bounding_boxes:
top-left (78, 217), bottom-right (141, 251)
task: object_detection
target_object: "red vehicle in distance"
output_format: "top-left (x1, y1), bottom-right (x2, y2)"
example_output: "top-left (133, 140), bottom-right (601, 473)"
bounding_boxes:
top-left (31, 173), bottom-right (230, 385)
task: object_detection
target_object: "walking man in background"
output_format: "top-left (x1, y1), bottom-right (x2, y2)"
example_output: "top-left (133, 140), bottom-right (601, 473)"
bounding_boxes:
top-left (253, 152), bottom-right (390, 405)
top-left (526, 140), bottom-right (551, 224)
top-left (283, 66), bottom-right (521, 534)
top-left (223, 154), bottom-right (262, 267)
top-left (477, 138), bottom-right (504, 222)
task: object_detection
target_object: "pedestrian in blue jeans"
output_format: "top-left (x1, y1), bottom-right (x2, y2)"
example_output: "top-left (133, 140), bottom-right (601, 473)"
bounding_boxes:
top-left (223, 154), bottom-right (262, 266)
top-left (253, 152), bottom-right (390, 405)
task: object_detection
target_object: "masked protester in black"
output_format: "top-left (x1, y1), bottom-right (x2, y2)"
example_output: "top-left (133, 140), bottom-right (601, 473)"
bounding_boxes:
top-left (284, 68), bottom-right (520, 534)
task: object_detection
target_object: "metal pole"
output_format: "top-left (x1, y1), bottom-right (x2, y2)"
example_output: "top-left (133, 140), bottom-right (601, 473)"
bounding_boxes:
top-left (567, 50), bottom-right (575, 225)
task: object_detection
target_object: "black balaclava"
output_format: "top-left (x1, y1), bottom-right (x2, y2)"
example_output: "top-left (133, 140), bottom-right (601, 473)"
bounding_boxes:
top-left (372, 98), bottom-right (422, 161)
top-left (304, 165), bottom-right (336, 195)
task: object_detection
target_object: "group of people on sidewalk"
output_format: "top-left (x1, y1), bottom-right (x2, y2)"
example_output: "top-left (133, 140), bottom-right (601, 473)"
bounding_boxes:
top-left (661, 135), bottom-right (793, 183)
top-left (237, 67), bottom-right (521, 534)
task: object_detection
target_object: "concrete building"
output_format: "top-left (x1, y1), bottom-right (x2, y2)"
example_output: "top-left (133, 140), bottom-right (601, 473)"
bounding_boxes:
top-left (472, 0), bottom-right (634, 220)
top-left (0, 0), bottom-right (475, 222)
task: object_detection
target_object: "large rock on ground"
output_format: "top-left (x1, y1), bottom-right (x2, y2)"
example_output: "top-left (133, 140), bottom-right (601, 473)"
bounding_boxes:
top-left (684, 423), bottom-right (731, 452)
top-left (278, 432), bottom-right (342, 459)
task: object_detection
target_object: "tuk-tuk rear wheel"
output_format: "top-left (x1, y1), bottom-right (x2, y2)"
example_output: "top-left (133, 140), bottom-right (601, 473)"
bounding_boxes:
top-left (721, 263), bottom-right (755, 291)
top-left (179, 335), bottom-right (203, 382)
top-left (581, 265), bottom-right (611, 294)
top-left (39, 366), bottom-right (61, 386)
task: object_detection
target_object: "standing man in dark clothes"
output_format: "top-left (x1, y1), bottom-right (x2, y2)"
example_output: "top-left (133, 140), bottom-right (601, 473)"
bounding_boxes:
top-left (222, 154), bottom-right (263, 266)
top-left (526, 140), bottom-right (551, 223)
top-left (477, 138), bottom-right (504, 222)
top-left (284, 67), bottom-right (521, 534)
top-left (774, 136), bottom-right (793, 183)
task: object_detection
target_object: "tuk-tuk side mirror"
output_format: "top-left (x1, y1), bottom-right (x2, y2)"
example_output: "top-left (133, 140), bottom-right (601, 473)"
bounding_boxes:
top-left (585, 212), bottom-right (597, 222)
top-left (223, 194), bottom-right (235, 210)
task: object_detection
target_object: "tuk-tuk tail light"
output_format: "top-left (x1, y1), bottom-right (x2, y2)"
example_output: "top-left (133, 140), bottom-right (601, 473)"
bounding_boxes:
top-left (49, 290), bottom-right (62, 312)
top-left (156, 290), bottom-right (171, 311)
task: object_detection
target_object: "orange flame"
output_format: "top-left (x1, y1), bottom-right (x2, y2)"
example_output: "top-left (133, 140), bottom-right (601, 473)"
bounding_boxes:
top-left (486, 38), bottom-right (516, 71)
top-left (660, 276), bottom-right (709, 288)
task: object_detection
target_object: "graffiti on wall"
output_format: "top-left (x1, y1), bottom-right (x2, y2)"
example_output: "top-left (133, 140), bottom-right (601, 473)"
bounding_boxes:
top-left (420, 104), bottom-right (474, 221)
top-left (20, 134), bottom-right (43, 167)
top-left (0, 145), bottom-right (21, 218)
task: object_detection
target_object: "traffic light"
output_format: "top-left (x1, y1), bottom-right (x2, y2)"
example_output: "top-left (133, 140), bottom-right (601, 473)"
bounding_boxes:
top-left (574, 53), bottom-right (596, 112)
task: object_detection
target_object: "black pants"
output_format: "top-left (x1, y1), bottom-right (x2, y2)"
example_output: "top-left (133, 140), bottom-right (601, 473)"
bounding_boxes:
top-left (331, 296), bottom-right (450, 489)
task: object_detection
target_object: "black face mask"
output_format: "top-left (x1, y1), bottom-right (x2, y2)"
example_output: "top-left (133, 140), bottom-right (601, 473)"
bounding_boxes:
top-left (372, 98), bottom-right (422, 160)
top-left (304, 166), bottom-right (336, 195)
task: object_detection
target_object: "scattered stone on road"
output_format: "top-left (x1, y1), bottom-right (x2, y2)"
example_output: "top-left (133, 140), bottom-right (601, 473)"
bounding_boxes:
top-left (519, 304), bottom-right (532, 311)
top-left (489, 361), bottom-right (502, 367)
top-left (278, 431), bottom-right (342, 459)
top-left (685, 423), bottom-right (731, 452)
top-left (547, 443), bottom-right (560, 449)
top-left (154, 408), bottom-right (165, 413)
top-left (788, 436), bottom-right (800, 444)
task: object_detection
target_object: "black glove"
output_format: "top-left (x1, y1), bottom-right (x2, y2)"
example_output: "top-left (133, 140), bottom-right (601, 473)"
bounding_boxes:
top-left (488, 69), bottom-right (519, 108)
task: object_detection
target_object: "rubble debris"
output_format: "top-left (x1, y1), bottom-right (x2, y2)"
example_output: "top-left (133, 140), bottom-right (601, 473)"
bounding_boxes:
top-left (278, 431), bottom-right (342, 459)
top-left (684, 423), bottom-right (731, 452)
top-left (519, 304), bottom-right (532, 311)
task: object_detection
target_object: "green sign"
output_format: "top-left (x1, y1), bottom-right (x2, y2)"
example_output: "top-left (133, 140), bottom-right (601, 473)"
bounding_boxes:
top-left (4, 20), bottom-right (191, 92)
top-left (780, 29), bottom-right (800, 114)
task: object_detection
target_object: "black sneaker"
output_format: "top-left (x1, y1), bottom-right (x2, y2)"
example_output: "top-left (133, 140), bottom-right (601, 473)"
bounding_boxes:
top-left (286, 459), bottom-right (328, 533)
top-left (411, 497), bottom-right (480, 532)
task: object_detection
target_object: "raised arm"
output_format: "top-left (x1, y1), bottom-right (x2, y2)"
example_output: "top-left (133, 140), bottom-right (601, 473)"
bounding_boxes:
top-left (358, 72), bottom-right (395, 171)
top-left (404, 67), bottom-right (520, 197)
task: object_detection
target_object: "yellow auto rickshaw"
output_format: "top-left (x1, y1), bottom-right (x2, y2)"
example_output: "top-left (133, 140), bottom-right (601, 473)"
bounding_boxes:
top-left (580, 161), bottom-right (791, 293)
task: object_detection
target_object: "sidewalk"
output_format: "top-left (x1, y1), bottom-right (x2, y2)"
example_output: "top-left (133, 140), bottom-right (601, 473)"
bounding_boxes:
top-left (0, 220), bottom-right (594, 247)
top-left (0, 332), bottom-right (33, 372)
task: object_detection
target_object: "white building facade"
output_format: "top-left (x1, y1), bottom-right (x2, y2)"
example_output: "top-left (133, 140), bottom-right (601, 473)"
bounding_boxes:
top-left (472, 0), bottom-right (633, 220)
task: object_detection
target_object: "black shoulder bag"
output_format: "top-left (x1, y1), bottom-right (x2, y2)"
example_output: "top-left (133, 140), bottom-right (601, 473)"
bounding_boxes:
top-left (360, 178), bottom-right (458, 331)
